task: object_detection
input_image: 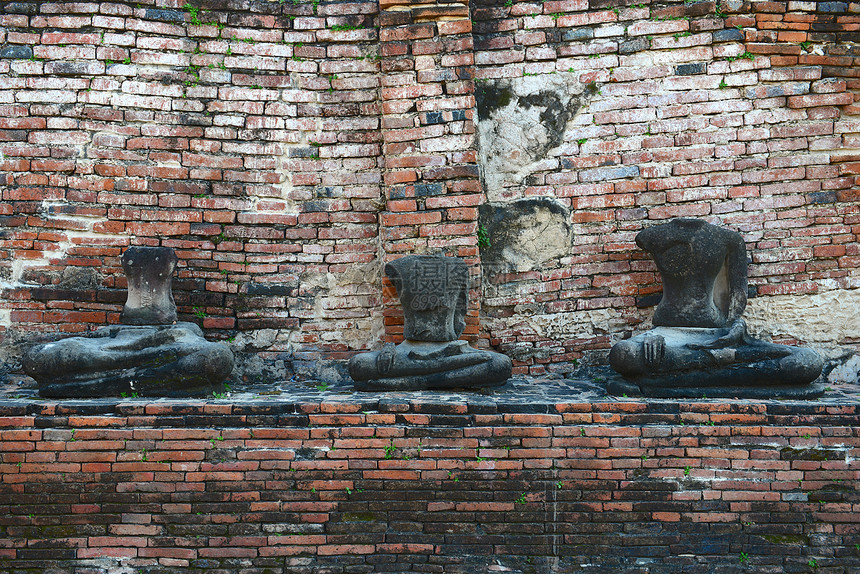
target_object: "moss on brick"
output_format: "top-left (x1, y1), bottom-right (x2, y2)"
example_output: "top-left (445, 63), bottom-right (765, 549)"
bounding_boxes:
top-left (761, 534), bottom-right (809, 545)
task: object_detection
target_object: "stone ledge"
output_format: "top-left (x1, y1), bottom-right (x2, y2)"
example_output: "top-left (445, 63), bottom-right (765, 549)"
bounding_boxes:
top-left (1, 369), bottom-right (857, 573)
top-left (2, 369), bottom-right (857, 424)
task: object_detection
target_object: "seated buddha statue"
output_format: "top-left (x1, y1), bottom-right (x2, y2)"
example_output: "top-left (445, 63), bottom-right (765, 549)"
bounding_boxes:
top-left (24, 247), bottom-right (234, 398)
top-left (349, 255), bottom-right (512, 391)
top-left (608, 218), bottom-right (824, 398)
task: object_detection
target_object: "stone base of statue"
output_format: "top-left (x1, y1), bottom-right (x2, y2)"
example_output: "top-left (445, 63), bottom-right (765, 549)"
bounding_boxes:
top-left (606, 378), bottom-right (827, 399)
top-left (349, 340), bottom-right (512, 391)
top-left (24, 323), bottom-right (234, 398)
top-left (608, 326), bottom-right (825, 399)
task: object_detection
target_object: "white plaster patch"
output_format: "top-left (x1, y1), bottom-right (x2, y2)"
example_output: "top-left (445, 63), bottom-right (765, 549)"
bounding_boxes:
top-left (499, 214), bottom-right (569, 273)
top-left (744, 288), bottom-right (860, 344)
top-left (275, 117), bottom-right (322, 211)
top-left (78, 557), bottom-right (137, 574)
top-left (2, 200), bottom-right (124, 295)
top-left (488, 307), bottom-right (627, 341)
top-left (303, 258), bottom-right (385, 350)
top-left (476, 72), bottom-right (586, 201)
top-left (8, 201), bottom-right (100, 283)
top-left (481, 198), bottom-right (572, 273)
top-left (231, 328), bottom-right (292, 351)
top-left (275, 143), bottom-right (299, 210)
top-left (828, 354), bottom-right (860, 385)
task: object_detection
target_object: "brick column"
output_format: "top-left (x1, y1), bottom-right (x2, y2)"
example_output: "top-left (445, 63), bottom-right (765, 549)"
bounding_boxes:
top-left (377, 0), bottom-right (485, 344)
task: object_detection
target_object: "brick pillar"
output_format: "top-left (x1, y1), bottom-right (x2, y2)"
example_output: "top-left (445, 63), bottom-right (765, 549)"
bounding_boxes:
top-left (377, 0), bottom-right (484, 344)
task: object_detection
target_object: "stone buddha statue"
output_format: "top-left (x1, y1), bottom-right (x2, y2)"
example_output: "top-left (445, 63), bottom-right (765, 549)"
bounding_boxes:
top-left (608, 218), bottom-right (824, 398)
top-left (349, 255), bottom-right (512, 391)
top-left (24, 247), bottom-right (234, 398)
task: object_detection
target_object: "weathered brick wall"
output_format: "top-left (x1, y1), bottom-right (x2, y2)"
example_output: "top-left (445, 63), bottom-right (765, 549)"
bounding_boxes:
top-left (378, 0), bottom-right (484, 343)
top-left (0, 0), bottom-right (391, 379)
top-left (1, 0), bottom-right (859, 379)
top-left (471, 0), bottom-right (860, 374)
top-left (0, 398), bottom-right (858, 572)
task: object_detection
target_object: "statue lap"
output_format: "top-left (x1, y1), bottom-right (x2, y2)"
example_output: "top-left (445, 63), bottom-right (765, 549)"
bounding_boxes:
top-left (25, 323), bottom-right (234, 398)
top-left (608, 327), bottom-right (824, 398)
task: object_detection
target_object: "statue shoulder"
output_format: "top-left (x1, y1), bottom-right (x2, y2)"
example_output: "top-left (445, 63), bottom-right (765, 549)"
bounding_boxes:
top-left (718, 226), bottom-right (747, 252)
top-left (635, 225), bottom-right (664, 251)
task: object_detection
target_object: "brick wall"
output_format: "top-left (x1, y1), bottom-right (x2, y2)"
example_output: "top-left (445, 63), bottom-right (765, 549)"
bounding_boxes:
top-left (0, 397), bottom-right (858, 572)
top-left (470, 0), bottom-right (860, 374)
top-left (1, 0), bottom-right (859, 379)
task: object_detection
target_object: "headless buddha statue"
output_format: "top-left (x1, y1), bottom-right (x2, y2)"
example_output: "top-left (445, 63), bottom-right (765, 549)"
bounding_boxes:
top-left (608, 218), bottom-right (824, 398)
top-left (349, 255), bottom-right (512, 391)
top-left (24, 247), bottom-right (234, 398)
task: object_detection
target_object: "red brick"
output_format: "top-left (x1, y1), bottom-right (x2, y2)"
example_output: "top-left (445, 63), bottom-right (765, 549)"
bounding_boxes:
top-left (788, 93), bottom-right (854, 108)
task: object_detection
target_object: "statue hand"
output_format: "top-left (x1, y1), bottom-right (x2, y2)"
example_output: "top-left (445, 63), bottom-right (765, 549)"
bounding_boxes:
top-left (642, 334), bottom-right (665, 368)
top-left (407, 342), bottom-right (463, 361)
top-left (376, 343), bottom-right (396, 375)
top-left (688, 319), bottom-right (747, 350)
